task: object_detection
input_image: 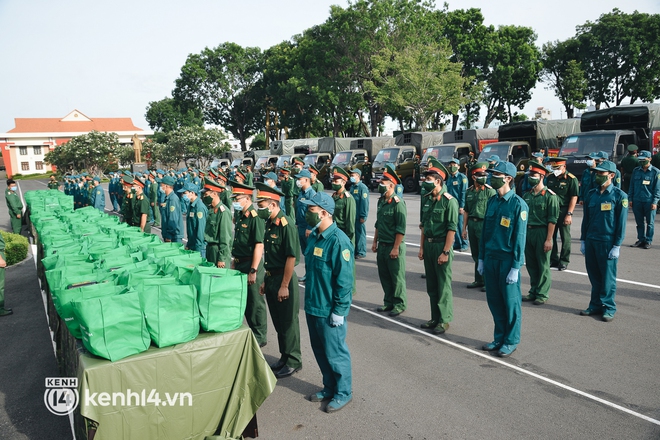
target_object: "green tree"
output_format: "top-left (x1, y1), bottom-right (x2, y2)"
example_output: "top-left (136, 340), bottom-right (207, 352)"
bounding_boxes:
top-left (166, 126), bottom-right (230, 169)
top-left (250, 133), bottom-right (268, 150)
top-left (145, 97), bottom-right (204, 132)
top-left (44, 130), bottom-right (119, 175)
top-left (541, 39), bottom-right (587, 118)
top-left (173, 42), bottom-right (264, 150)
top-left (115, 145), bottom-right (136, 167)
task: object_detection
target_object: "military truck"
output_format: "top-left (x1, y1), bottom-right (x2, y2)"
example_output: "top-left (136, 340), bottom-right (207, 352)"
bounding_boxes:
top-left (303, 152), bottom-right (333, 187)
top-left (421, 128), bottom-right (498, 175)
top-left (275, 153), bottom-right (306, 170)
top-left (318, 137), bottom-right (358, 155)
top-left (559, 104), bottom-right (660, 180)
top-left (498, 119), bottom-right (580, 157)
top-left (252, 152), bottom-right (279, 179)
top-left (269, 138), bottom-right (320, 155)
top-left (331, 137), bottom-right (394, 176)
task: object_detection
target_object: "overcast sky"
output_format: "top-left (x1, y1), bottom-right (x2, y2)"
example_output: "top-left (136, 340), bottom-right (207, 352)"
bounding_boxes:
top-left (1, 0), bottom-right (658, 135)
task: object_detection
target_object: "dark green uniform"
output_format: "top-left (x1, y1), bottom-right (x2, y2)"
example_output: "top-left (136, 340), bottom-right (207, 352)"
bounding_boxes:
top-left (546, 172), bottom-right (578, 268)
top-left (263, 210), bottom-right (302, 370)
top-left (5, 188), bottom-right (23, 234)
top-left (362, 161), bottom-right (372, 189)
top-left (464, 184), bottom-right (496, 286)
top-left (121, 192), bottom-right (135, 226)
top-left (312, 180), bottom-right (325, 193)
top-left (374, 193), bottom-right (407, 313)
top-left (204, 202), bottom-right (233, 267)
top-left (47, 179), bottom-right (59, 190)
top-left (420, 186), bottom-right (459, 327)
top-left (132, 193), bottom-right (151, 233)
top-left (0, 233), bottom-right (9, 315)
top-left (522, 186), bottom-right (559, 302)
top-left (621, 153), bottom-right (639, 193)
top-left (185, 197), bottom-right (207, 252)
top-left (232, 206), bottom-right (268, 346)
top-left (332, 189), bottom-right (356, 244)
top-left (281, 177), bottom-right (296, 218)
top-left (149, 179), bottom-right (161, 227)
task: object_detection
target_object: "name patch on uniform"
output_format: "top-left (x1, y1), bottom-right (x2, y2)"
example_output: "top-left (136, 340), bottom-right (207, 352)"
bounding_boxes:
top-left (342, 249), bottom-right (351, 261)
top-left (313, 247), bottom-right (323, 257)
top-left (500, 217), bottom-right (511, 228)
top-left (170, 206), bottom-right (175, 212)
top-left (452, 181), bottom-right (458, 185)
top-left (521, 211), bottom-right (527, 221)
top-left (270, 234), bottom-right (278, 239)
top-left (197, 211), bottom-right (203, 219)
top-left (363, 192), bottom-right (368, 198)
top-left (643, 180), bottom-right (650, 185)
top-left (622, 199), bottom-right (628, 208)
top-left (601, 202), bottom-right (612, 211)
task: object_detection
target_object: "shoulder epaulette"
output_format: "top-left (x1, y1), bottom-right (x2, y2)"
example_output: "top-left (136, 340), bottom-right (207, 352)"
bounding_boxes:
top-left (250, 209), bottom-right (257, 217)
top-left (568, 173), bottom-right (576, 179)
top-left (345, 192), bottom-right (352, 198)
top-left (547, 188), bottom-right (556, 195)
top-left (219, 205), bottom-right (225, 212)
top-left (485, 184), bottom-right (493, 189)
top-left (443, 192), bottom-right (454, 199)
top-left (393, 196), bottom-right (400, 203)
top-left (280, 216), bottom-right (288, 227)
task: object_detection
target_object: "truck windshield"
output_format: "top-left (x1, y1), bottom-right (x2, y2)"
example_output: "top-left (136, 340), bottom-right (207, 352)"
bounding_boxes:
top-left (421, 146), bottom-right (455, 164)
top-left (304, 155), bottom-right (318, 166)
top-left (374, 148), bottom-right (400, 166)
top-left (255, 157), bottom-right (270, 168)
top-left (477, 143), bottom-right (512, 162)
top-left (276, 155), bottom-right (292, 168)
top-left (332, 151), bottom-right (352, 166)
top-left (231, 159), bottom-right (243, 168)
top-left (559, 134), bottom-right (617, 156)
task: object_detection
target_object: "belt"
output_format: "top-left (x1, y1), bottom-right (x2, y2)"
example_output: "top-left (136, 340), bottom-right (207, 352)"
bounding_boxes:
top-left (265, 268), bottom-right (284, 277)
top-left (468, 217), bottom-right (483, 222)
top-left (527, 225), bottom-right (547, 229)
top-left (426, 237), bottom-right (445, 243)
top-left (378, 241), bottom-right (394, 246)
top-left (207, 243), bottom-right (218, 247)
top-left (232, 256), bottom-right (251, 264)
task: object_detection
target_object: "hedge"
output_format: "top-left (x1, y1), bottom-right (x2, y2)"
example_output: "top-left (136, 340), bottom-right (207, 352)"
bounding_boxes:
top-left (1, 231), bottom-right (28, 266)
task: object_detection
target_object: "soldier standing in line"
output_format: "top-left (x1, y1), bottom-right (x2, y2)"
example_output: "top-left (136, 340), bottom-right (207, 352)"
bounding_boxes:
top-left (255, 182), bottom-right (303, 379)
top-left (445, 158), bottom-right (468, 251)
top-left (131, 177), bottom-right (151, 233)
top-left (620, 145), bottom-right (639, 193)
top-left (362, 156), bottom-right (372, 191)
top-left (280, 168), bottom-right (296, 217)
top-left (201, 178), bottom-right (233, 268)
top-left (309, 165), bottom-right (325, 193)
top-left (350, 169), bottom-right (369, 259)
top-left (263, 172), bottom-right (286, 211)
top-left (462, 162), bottom-right (496, 290)
top-left (5, 179), bottom-right (23, 234)
top-left (147, 172), bottom-right (161, 227)
top-left (160, 175), bottom-right (184, 243)
top-left (231, 181), bottom-right (268, 348)
top-left (522, 162), bottom-right (559, 305)
top-left (546, 157), bottom-right (578, 271)
top-left (628, 150), bottom-right (660, 249)
top-left (181, 183), bottom-right (207, 257)
top-left (120, 176), bottom-right (135, 226)
top-left (579, 152), bottom-right (599, 205)
top-left (330, 167), bottom-right (356, 244)
top-left (90, 177), bottom-right (105, 212)
top-left (47, 175), bottom-right (59, 190)
top-left (294, 169), bottom-right (317, 282)
top-left (478, 161), bottom-right (528, 358)
top-left (372, 164), bottom-right (407, 317)
top-left (418, 158), bottom-right (458, 334)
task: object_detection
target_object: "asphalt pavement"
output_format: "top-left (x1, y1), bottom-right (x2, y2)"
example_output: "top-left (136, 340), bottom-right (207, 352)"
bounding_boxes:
top-left (2, 179), bottom-right (659, 439)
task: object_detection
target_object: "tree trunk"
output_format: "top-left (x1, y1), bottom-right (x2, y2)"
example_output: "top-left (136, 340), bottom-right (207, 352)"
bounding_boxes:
top-left (452, 114), bottom-right (459, 131)
top-left (566, 107), bottom-right (574, 119)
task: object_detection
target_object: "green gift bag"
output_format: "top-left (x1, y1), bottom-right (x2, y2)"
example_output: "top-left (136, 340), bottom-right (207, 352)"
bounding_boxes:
top-left (54, 284), bottom-right (129, 339)
top-left (72, 290), bottom-right (151, 361)
top-left (137, 284), bottom-right (200, 347)
top-left (190, 266), bottom-right (247, 332)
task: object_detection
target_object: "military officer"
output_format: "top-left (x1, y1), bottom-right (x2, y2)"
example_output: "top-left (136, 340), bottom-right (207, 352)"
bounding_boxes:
top-left (280, 168), bottom-right (296, 217)
top-left (330, 167), bottom-right (356, 244)
top-left (462, 162), bottom-right (496, 290)
top-left (478, 161), bottom-right (529, 358)
top-left (301, 192), bottom-right (354, 412)
top-left (294, 169), bottom-right (317, 256)
top-left (231, 181), bottom-right (268, 347)
top-left (445, 158), bottom-right (468, 251)
top-left (580, 161), bottom-right (628, 322)
top-left (546, 157), bottom-right (578, 271)
top-left (621, 144), bottom-right (639, 193)
top-left (201, 178), bottom-right (233, 268)
top-left (147, 172), bottom-right (161, 227)
top-left (372, 164), bottom-right (407, 316)
top-left (522, 162), bottom-right (559, 305)
top-left (350, 169), bottom-right (369, 259)
top-left (131, 177), bottom-right (151, 233)
top-left (180, 183), bottom-right (207, 256)
top-left (120, 176), bottom-right (135, 226)
top-left (213, 170), bottom-right (233, 209)
top-left (5, 179), bottom-right (23, 234)
top-left (520, 152), bottom-right (544, 193)
top-left (255, 182), bottom-right (303, 378)
top-left (90, 177), bottom-right (106, 212)
top-left (628, 150), bottom-right (660, 249)
top-left (418, 158), bottom-right (458, 334)
top-left (309, 165), bottom-right (325, 193)
top-left (47, 175), bottom-right (59, 190)
top-left (263, 171), bottom-right (285, 211)
top-left (160, 175), bottom-right (184, 243)
top-left (0, 233), bottom-right (11, 316)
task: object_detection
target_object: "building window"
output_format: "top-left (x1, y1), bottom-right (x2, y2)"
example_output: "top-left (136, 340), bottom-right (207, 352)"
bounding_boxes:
top-left (19, 146), bottom-right (27, 155)
top-left (34, 146), bottom-right (42, 155)
top-left (21, 162), bottom-right (29, 171)
top-left (35, 161), bottom-right (44, 170)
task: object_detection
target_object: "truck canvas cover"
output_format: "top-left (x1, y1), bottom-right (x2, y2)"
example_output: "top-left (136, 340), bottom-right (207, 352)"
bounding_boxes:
top-left (443, 128), bottom-right (498, 144)
top-left (318, 137), bottom-right (358, 154)
top-left (498, 119), bottom-right (580, 151)
top-left (580, 104), bottom-right (660, 132)
top-left (269, 138), bottom-right (320, 155)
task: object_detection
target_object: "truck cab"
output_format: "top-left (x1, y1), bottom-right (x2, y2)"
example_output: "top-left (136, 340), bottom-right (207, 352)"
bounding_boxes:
top-left (477, 141), bottom-right (532, 184)
top-left (331, 149), bottom-right (367, 173)
top-left (559, 130), bottom-right (636, 181)
top-left (372, 146), bottom-right (418, 192)
top-left (276, 153), bottom-right (306, 171)
top-left (304, 153), bottom-right (333, 187)
top-left (420, 142), bottom-right (477, 174)
top-left (254, 155), bottom-right (279, 179)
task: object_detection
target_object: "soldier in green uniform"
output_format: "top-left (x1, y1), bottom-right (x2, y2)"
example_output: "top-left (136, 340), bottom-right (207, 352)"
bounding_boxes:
top-left (372, 164), bottom-right (407, 316)
top-left (620, 144), bottom-right (639, 193)
top-left (522, 163), bottom-right (559, 305)
top-left (350, 169), bottom-right (369, 259)
top-left (462, 162), bottom-right (496, 290)
top-left (231, 181), bottom-right (268, 347)
top-left (147, 172), bottom-right (161, 227)
top-left (546, 157), bottom-right (578, 271)
top-left (5, 179), bottom-right (23, 234)
top-left (255, 182), bottom-right (302, 378)
top-left (0, 233), bottom-right (12, 316)
top-left (330, 167), bottom-right (356, 244)
top-left (301, 192), bottom-right (354, 412)
top-left (478, 161), bottom-right (528, 358)
top-left (280, 168), bottom-right (296, 217)
top-left (418, 158), bottom-right (458, 334)
top-left (580, 161), bottom-right (628, 322)
top-left (211, 170), bottom-right (232, 210)
top-left (180, 183), bottom-right (207, 256)
top-left (160, 175), bottom-right (184, 243)
top-left (120, 176), bottom-right (135, 226)
top-left (131, 177), bottom-right (151, 233)
top-left (244, 165), bottom-right (254, 187)
top-left (309, 165), bottom-right (325, 193)
top-left (201, 178), bottom-right (233, 268)
top-left (445, 158), bottom-right (469, 251)
top-left (47, 175), bottom-right (59, 190)
top-left (263, 172), bottom-right (286, 211)
top-left (362, 156), bottom-right (372, 190)
top-left (90, 177), bottom-right (106, 212)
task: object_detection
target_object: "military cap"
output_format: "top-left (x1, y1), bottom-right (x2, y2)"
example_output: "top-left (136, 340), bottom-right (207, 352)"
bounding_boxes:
top-left (291, 156), bottom-right (305, 166)
top-left (487, 155), bottom-right (501, 163)
top-left (235, 168), bottom-right (247, 181)
top-left (638, 150), bottom-right (652, 159)
top-left (93, 176), bottom-right (101, 182)
top-left (230, 180), bottom-right (255, 198)
top-left (279, 167), bottom-right (291, 175)
top-left (448, 158), bottom-right (460, 165)
top-left (381, 163), bottom-right (401, 185)
top-left (157, 169), bottom-right (165, 174)
top-left (133, 177), bottom-right (146, 188)
top-left (263, 172), bottom-right (278, 182)
top-left (301, 192), bottom-right (335, 215)
top-left (627, 144), bottom-right (639, 152)
top-left (528, 162), bottom-right (549, 176)
top-left (332, 166), bottom-right (350, 181)
top-left (201, 177), bottom-right (223, 193)
top-left (593, 160), bottom-right (617, 173)
top-left (471, 162), bottom-right (489, 176)
top-left (351, 168), bottom-right (362, 177)
top-left (588, 152), bottom-right (600, 159)
top-left (122, 175), bottom-right (135, 185)
top-left (309, 165), bottom-right (320, 175)
top-left (424, 157), bottom-right (448, 180)
top-left (531, 152), bottom-right (544, 159)
top-left (255, 181), bottom-right (284, 202)
top-left (598, 151), bottom-right (610, 160)
top-left (160, 175), bottom-right (176, 186)
top-left (488, 161), bottom-right (517, 178)
top-left (215, 169), bottom-right (228, 183)
top-left (177, 182), bottom-right (197, 193)
top-left (294, 169), bottom-right (312, 179)
top-left (547, 156), bottom-right (567, 165)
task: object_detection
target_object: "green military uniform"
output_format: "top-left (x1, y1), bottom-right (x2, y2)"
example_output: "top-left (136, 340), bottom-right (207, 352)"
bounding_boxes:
top-left (620, 147), bottom-right (639, 193)
top-left (231, 182), bottom-right (268, 346)
top-left (331, 167), bottom-right (356, 244)
top-left (546, 159), bottom-right (579, 269)
top-left (420, 160), bottom-right (458, 330)
top-left (5, 187), bottom-right (23, 234)
top-left (522, 168), bottom-right (559, 303)
top-left (464, 163), bottom-right (496, 287)
top-left (0, 233), bottom-right (11, 316)
top-left (47, 178), bottom-right (59, 190)
top-left (310, 165), bottom-right (325, 193)
top-left (261, 194), bottom-right (302, 371)
top-left (362, 160), bottom-right (372, 189)
top-left (204, 198), bottom-right (233, 267)
top-left (374, 166), bottom-right (407, 314)
top-left (280, 172), bottom-right (296, 218)
top-left (149, 177), bottom-right (161, 227)
top-left (312, 180), bottom-right (325, 193)
top-left (132, 192), bottom-right (151, 233)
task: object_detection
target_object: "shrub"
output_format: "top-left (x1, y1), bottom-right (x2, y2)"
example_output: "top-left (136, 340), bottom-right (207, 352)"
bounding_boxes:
top-left (1, 231), bottom-right (28, 266)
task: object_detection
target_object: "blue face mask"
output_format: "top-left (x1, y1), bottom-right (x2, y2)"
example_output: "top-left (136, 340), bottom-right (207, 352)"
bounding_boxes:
top-left (350, 176), bottom-right (358, 183)
top-left (232, 202), bottom-right (243, 211)
top-left (586, 160), bottom-right (595, 167)
top-left (182, 194), bottom-right (190, 203)
top-left (9, 186), bottom-right (17, 192)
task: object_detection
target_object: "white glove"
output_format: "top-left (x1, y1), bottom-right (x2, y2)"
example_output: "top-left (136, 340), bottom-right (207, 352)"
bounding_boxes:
top-left (506, 268), bottom-right (519, 284)
top-left (580, 240), bottom-right (586, 255)
top-left (477, 259), bottom-right (484, 275)
top-left (330, 313), bottom-right (344, 327)
top-left (608, 245), bottom-right (620, 260)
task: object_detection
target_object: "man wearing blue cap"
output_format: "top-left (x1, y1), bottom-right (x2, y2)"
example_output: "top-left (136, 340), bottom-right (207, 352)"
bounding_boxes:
top-left (263, 172), bottom-right (285, 211)
top-left (180, 183), bottom-right (207, 256)
top-left (301, 192), bottom-right (354, 412)
top-left (478, 161), bottom-right (528, 357)
top-left (445, 158), bottom-right (468, 252)
top-left (579, 152), bottom-right (600, 204)
top-left (90, 177), bottom-right (105, 212)
top-left (294, 169), bottom-right (317, 268)
top-left (628, 150), bottom-right (660, 249)
top-left (160, 176), bottom-right (184, 242)
top-left (350, 169), bottom-right (369, 259)
top-left (580, 160), bottom-right (628, 321)
top-left (597, 151), bottom-right (621, 188)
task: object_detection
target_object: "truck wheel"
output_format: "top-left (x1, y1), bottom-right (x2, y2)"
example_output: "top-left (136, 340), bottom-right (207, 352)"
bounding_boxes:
top-left (403, 177), bottom-right (417, 193)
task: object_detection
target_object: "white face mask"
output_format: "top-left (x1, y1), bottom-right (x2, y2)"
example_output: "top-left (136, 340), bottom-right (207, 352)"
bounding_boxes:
top-left (295, 180), bottom-right (303, 188)
top-left (552, 169), bottom-right (562, 177)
